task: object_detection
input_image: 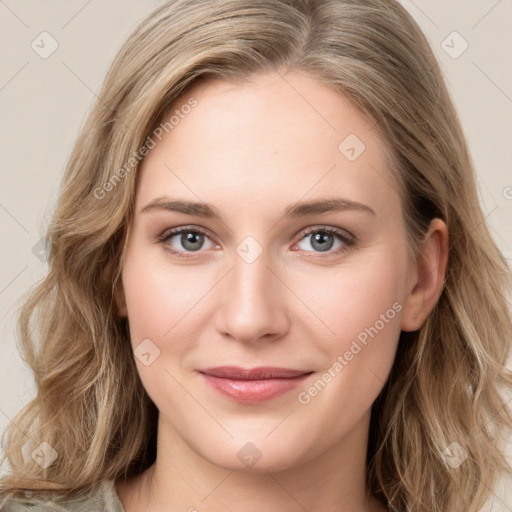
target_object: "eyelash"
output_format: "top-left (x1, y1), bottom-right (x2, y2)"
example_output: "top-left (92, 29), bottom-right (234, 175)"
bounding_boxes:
top-left (156, 225), bottom-right (356, 259)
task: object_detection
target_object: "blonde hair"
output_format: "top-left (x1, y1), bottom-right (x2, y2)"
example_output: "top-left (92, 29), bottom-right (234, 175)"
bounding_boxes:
top-left (1, 0), bottom-right (511, 510)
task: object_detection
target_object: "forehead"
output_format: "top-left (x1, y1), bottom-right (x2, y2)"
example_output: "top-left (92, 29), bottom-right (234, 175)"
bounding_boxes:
top-left (135, 71), bottom-right (401, 221)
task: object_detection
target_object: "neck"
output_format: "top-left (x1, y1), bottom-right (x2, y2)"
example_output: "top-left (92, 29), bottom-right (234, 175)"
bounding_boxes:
top-left (117, 410), bottom-right (387, 512)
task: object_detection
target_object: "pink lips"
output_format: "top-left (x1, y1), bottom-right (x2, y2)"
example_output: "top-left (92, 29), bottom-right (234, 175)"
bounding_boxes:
top-left (198, 366), bottom-right (313, 403)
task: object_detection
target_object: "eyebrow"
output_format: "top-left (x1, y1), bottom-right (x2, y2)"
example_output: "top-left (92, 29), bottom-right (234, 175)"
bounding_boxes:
top-left (140, 196), bottom-right (376, 219)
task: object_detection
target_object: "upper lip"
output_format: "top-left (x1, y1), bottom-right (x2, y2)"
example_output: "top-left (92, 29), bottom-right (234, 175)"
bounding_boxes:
top-left (198, 366), bottom-right (313, 380)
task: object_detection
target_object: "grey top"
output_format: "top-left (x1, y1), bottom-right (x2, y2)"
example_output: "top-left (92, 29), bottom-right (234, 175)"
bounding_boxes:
top-left (0, 480), bottom-right (126, 512)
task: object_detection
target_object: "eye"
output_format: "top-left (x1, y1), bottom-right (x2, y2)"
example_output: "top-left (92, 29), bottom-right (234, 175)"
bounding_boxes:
top-left (158, 226), bottom-right (217, 258)
top-left (293, 226), bottom-right (356, 257)
top-left (157, 225), bottom-right (356, 259)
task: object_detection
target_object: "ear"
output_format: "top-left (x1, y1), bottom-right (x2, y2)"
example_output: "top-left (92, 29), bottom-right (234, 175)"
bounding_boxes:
top-left (114, 278), bottom-right (128, 318)
top-left (401, 218), bottom-right (449, 332)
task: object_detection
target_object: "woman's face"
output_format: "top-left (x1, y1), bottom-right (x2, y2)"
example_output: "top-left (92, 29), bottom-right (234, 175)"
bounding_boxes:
top-left (117, 70), bottom-right (424, 472)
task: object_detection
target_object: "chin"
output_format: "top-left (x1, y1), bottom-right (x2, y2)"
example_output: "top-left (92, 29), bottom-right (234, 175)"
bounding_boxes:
top-left (197, 436), bottom-right (311, 474)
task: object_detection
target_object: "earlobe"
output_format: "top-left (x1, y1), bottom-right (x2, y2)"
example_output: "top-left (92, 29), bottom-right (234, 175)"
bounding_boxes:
top-left (401, 218), bottom-right (449, 332)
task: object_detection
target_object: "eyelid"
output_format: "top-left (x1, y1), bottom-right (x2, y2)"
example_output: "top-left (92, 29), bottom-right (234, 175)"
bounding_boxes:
top-left (159, 225), bottom-right (215, 241)
top-left (296, 224), bottom-right (355, 243)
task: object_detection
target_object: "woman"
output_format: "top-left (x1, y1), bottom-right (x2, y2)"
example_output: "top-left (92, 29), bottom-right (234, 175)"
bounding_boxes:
top-left (1, 0), bottom-right (511, 511)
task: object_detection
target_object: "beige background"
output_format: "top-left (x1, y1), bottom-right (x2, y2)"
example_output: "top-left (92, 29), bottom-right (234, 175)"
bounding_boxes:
top-left (1, 0), bottom-right (511, 508)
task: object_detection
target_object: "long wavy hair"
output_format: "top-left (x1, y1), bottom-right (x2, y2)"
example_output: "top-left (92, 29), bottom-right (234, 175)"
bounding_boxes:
top-left (1, 0), bottom-right (511, 510)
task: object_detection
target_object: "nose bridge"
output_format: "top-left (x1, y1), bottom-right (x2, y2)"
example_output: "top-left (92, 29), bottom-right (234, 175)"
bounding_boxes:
top-left (216, 243), bottom-right (287, 343)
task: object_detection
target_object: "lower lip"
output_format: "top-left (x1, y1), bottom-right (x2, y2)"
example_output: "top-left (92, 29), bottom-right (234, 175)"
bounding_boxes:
top-left (200, 373), bottom-right (312, 403)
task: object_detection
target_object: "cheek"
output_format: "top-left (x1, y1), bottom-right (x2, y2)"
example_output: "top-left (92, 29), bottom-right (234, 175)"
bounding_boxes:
top-left (122, 265), bottom-right (170, 346)
top-left (121, 248), bottom-right (210, 347)
top-left (292, 247), bottom-right (406, 344)
top-left (120, 251), bottom-right (207, 405)
top-left (291, 246), bottom-right (406, 405)
top-left (335, 266), bottom-right (403, 345)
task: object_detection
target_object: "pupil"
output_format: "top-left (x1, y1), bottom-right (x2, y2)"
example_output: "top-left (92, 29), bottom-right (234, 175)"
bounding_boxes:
top-left (182, 232), bottom-right (203, 251)
top-left (312, 232), bottom-right (333, 252)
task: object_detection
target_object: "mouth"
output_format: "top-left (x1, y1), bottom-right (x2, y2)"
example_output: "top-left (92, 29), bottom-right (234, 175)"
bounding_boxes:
top-left (197, 366), bottom-right (314, 403)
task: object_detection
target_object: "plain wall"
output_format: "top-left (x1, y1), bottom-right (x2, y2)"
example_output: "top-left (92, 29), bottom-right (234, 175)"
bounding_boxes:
top-left (1, 0), bottom-right (511, 508)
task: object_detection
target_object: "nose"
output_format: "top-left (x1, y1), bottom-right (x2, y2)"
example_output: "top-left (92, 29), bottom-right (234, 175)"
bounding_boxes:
top-left (214, 247), bottom-right (290, 345)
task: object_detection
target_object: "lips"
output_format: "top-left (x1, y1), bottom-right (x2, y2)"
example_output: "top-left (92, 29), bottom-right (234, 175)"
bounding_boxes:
top-left (198, 366), bottom-right (311, 380)
top-left (198, 366), bottom-right (314, 403)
